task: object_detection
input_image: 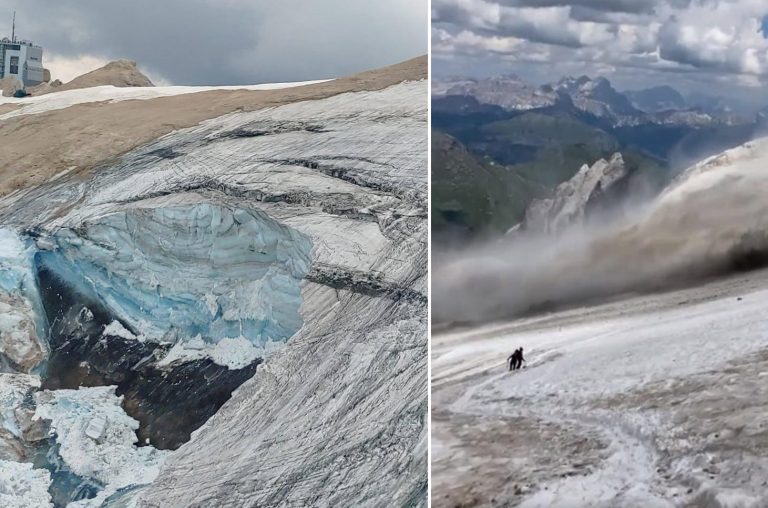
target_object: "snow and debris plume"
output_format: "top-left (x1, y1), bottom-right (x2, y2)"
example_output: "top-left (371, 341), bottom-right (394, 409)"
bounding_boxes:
top-left (434, 137), bottom-right (768, 325)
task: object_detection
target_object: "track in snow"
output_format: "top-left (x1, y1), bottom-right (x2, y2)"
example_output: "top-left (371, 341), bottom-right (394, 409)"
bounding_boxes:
top-left (432, 268), bottom-right (768, 507)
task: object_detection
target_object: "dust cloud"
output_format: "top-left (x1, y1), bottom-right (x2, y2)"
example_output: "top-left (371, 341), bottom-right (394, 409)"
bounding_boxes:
top-left (432, 138), bottom-right (768, 325)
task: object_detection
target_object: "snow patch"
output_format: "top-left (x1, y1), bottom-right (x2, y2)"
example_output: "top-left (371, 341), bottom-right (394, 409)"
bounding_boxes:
top-left (0, 460), bottom-right (52, 508)
top-left (0, 80), bottom-right (332, 120)
top-left (157, 335), bottom-right (263, 370)
top-left (102, 321), bottom-right (140, 342)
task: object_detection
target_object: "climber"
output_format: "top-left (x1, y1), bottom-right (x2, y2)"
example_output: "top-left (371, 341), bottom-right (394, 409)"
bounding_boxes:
top-left (516, 347), bottom-right (525, 370)
top-left (507, 348), bottom-right (521, 371)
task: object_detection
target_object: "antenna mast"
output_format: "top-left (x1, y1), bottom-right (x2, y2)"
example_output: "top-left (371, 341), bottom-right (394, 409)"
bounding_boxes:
top-left (11, 10), bottom-right (16, 42)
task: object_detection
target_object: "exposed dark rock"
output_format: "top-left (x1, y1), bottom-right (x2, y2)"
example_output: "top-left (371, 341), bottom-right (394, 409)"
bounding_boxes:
top-left (35, 252), bottom-right (260, 450)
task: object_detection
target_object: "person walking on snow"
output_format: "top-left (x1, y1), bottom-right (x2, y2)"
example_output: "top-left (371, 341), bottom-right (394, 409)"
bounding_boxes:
top-left (508, 348), bottom-right (521, 371)
top-left (515, 347), bottom-right (525, 370)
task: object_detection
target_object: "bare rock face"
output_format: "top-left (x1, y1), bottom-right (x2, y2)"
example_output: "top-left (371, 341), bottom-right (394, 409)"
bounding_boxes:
top-left (26, 79), bottom-right (62, 96)
top-left (32, 59), bottom-right (154, 96)
top-left (0, 76), bottom-right (23, 97)
top-left (65, 59), bottom-right (154, 89)
top-left (524, 153), bottom-right (628, 235)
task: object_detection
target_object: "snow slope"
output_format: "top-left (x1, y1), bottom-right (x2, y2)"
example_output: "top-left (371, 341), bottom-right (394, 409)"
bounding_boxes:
top-left (433, 269), bottom-right (768, 507)
top-left (0, 80), bottom-right (330, 120)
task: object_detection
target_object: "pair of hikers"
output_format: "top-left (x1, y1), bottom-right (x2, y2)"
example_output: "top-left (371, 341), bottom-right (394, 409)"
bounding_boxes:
top-left (507, 347), bottom-right (525, 371)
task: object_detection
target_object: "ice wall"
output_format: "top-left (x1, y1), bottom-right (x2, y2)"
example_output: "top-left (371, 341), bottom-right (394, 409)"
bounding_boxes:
top-left (45, 203), bottom-right (312, 356)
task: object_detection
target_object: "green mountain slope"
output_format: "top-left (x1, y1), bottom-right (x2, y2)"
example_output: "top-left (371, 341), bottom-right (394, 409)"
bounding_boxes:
top-left (431, 132), bottom-right (543, 233)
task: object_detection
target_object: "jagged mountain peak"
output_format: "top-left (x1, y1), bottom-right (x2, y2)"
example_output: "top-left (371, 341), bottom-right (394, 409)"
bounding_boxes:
top-left (522, 152), bottom-right (630, 235)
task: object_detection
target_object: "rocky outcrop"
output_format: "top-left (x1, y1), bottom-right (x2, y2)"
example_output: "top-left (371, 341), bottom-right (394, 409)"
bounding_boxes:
top-left (523, 153), bottom-right (629, 235)
top-left (437, 75), bottom-right (557, 111)
top-left (31, 59), bottom-right (154, 97)
top-left (0, 76), bottom-right (23, 97)
top-left (26, 79), bottom-right (61, 96)
top-left (64, 59), bottom-right (154, 88)
top-left (0, 294), bottom-right (44, 372)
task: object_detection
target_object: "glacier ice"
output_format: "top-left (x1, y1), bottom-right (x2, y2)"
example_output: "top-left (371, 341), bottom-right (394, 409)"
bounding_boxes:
top-left (0, 228), bottom-right (32, 293)
top-left (44, 202), bottom-right (312, 352)
top-left (0, 73), bottom-right (427, 506)
top-left (135, 80), bottom-right (428, 507)
top-left (33, 386), bottom-right (168, 507)
top-left (0, 459), bottom-right (53, 508)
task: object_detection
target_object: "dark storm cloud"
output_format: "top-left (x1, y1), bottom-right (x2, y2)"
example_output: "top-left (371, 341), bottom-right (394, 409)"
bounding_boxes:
top-left (433, 0), bottom-right (583, 48)
top-left (497, 0), bottom-right (663, 14)
top-left (495, 10), bottom-right (584, 47)
top-left (0, 0), bottom-right (426, 85)
top-left (502, 0), bottom-right (700, 13)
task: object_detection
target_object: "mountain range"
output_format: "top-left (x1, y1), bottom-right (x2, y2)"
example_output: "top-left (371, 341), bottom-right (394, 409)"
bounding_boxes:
top-left (432, 74), bottom-right (767, 240)
top-left (433, 74), bottom-right (759, 127)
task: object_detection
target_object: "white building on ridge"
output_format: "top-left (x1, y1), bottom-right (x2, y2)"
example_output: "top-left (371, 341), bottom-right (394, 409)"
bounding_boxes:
top-left (0, 13), bottom-right (44, 88)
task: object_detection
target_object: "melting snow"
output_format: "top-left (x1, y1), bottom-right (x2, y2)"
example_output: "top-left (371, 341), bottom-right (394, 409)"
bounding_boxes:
top-left (0, 80), bottom-right (331, 120)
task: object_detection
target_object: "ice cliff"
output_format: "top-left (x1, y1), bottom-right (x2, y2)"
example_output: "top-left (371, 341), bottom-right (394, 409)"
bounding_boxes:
top-left (0, 58), bottom-right (427, 507)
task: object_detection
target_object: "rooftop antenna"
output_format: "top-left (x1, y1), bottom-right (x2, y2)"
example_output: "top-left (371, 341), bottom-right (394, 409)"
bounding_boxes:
top-left (11, 10), bottom-right (16, 42)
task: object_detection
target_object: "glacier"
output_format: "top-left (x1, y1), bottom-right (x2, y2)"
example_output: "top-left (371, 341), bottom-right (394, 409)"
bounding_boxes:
top-left (0, 58), bottom-right (426, 507)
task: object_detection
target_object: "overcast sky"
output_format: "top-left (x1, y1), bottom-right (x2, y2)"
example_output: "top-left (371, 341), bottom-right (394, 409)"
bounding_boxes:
top-left (1, 0), bottom-right (426, 85)
top-left (433, 0), bottom-right (768, 102)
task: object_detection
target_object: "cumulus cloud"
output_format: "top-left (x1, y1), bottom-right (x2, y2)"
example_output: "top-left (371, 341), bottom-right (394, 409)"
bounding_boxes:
top-left (0, 0), bottom-right (426, 85)
top-left (658, 2), bottom-right (768, 75)
top-left (434, 0), bottom-right (768, 97)
top-left (42, 54), bottom-right (110, 83)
